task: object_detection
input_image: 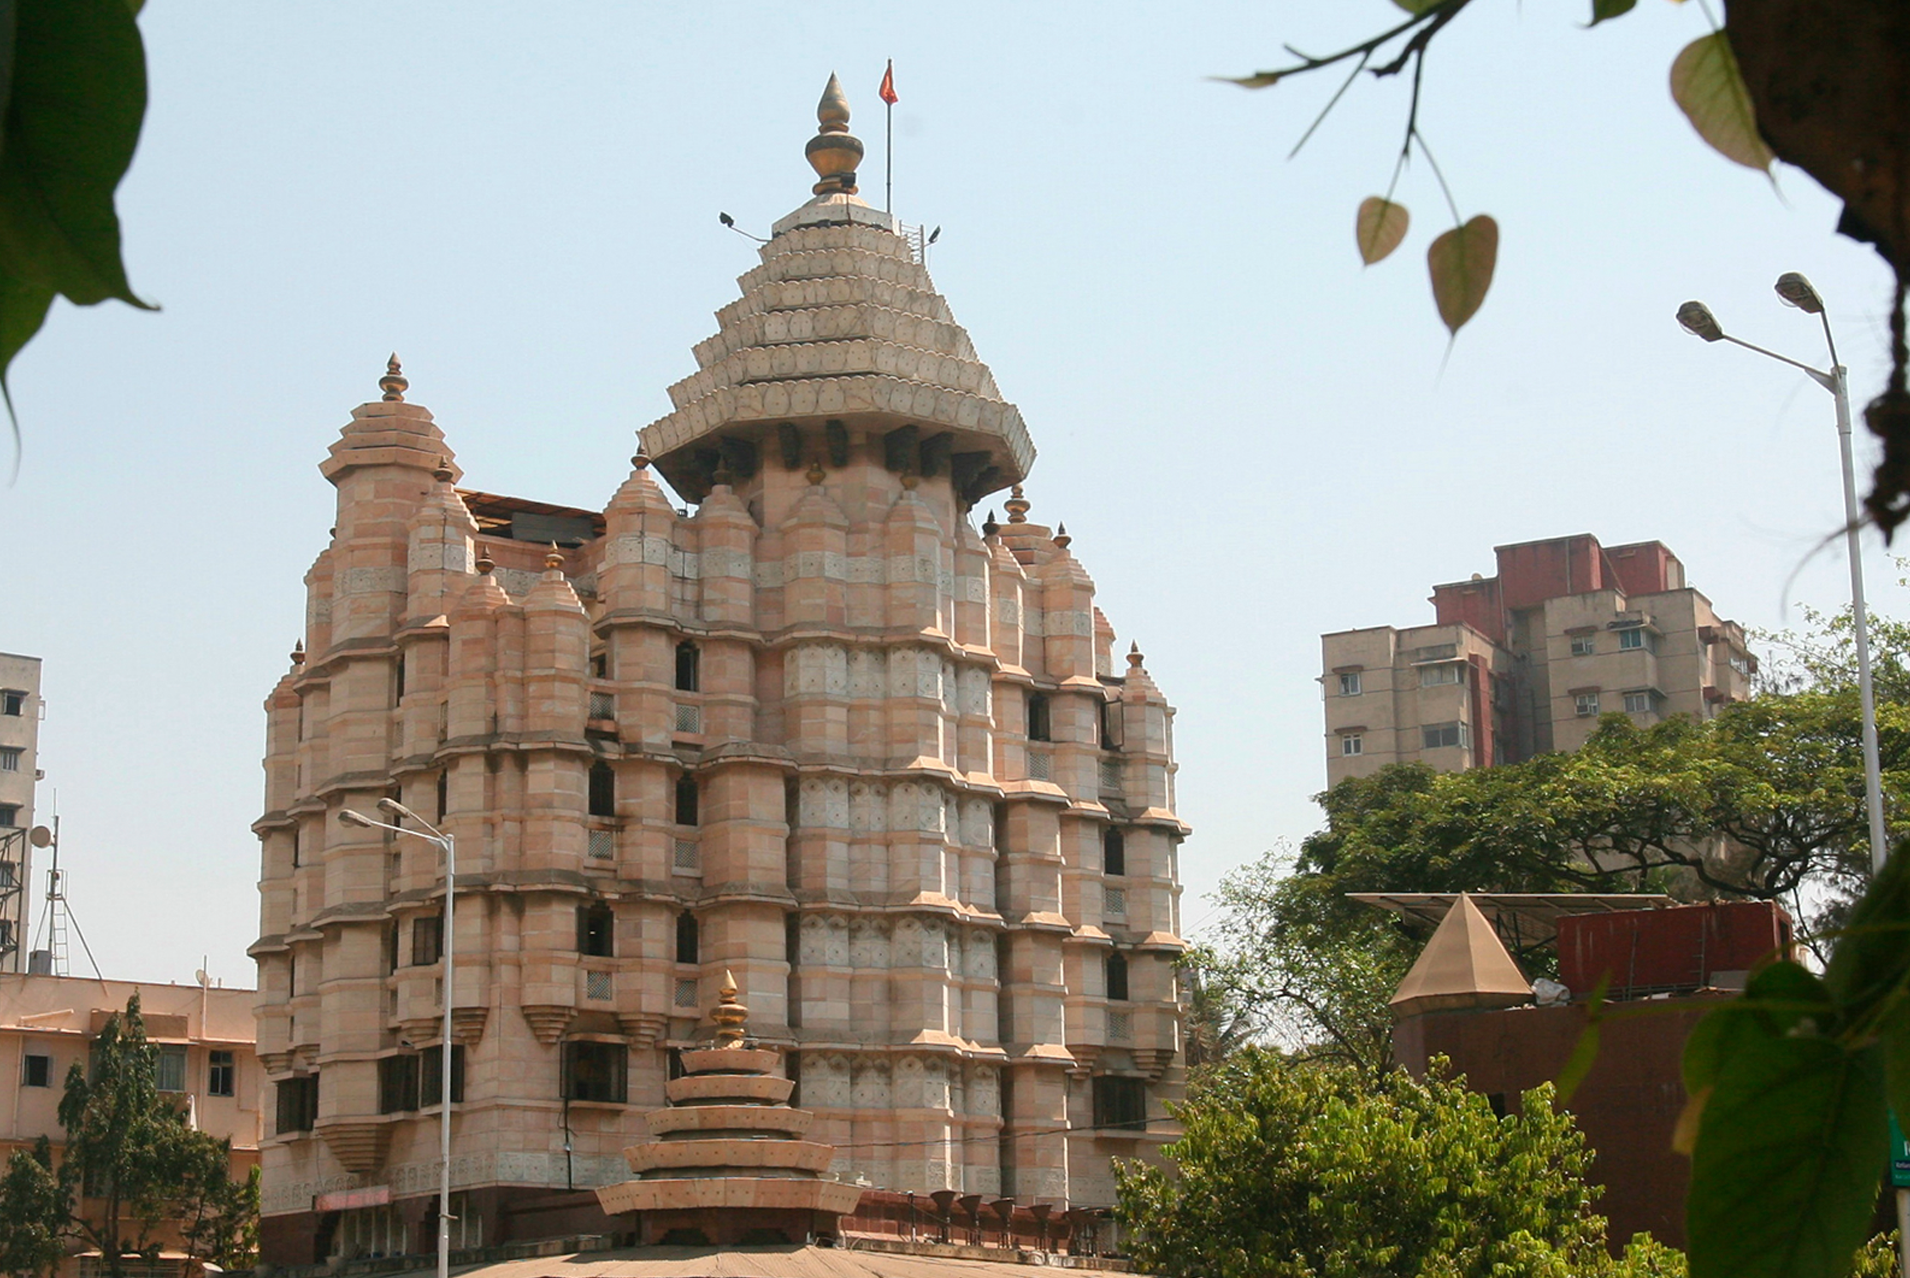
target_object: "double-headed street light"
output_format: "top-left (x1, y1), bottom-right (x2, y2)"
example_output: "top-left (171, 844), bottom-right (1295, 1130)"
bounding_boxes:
top-left (340, 798), bottom-right (457, 1278)
top-left (1677, 274), bottom-right (1889, 878)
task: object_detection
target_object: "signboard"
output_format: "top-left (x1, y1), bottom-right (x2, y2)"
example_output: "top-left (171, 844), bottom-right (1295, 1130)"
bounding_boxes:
top-left (1890, 1111), bottom-right (1910, 1190)
top-left (314, 1185), bottom-right (391, 1213)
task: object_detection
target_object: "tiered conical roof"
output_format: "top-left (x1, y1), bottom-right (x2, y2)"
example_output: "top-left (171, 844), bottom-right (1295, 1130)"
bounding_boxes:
top-left (596, 974), bottom-right (862, 1246)
top-left (639, 78), bottom-right (1033, 506)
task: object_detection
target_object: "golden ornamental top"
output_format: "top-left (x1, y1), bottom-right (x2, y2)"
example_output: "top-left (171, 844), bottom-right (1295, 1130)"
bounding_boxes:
top-left (712, 969), bottom-right (750, 1048)
top-left (804, 73), bottom-right (863, 197)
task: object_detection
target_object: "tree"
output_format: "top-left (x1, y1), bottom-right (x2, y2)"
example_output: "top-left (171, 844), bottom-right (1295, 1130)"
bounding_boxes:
top-left (1116, 1047), bottom-right (1658, 1278)
top-left (56, 994), bottom-right (258, 1277)
top-left (0, 1139), bottom-right (66, 1278)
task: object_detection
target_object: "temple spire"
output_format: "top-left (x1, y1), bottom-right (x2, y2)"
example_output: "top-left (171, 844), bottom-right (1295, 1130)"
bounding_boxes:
top-left (805, 72), bottom-right (863, 196)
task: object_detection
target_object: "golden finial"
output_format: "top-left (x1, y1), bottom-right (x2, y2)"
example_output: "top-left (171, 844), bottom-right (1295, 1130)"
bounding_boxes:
top-left (806, 460), bottom-right (826, 486)
top-left (291, 639), bottom-right (306, 666)
top-left (631, 449), bottom-right (651, 470)
top-left (1004, 485), bottom-right (1031, 524)
top-left (805, 73), bottom-right (864, 197)
top-left (475, 547), bottom-right (495, 576)
top-left (433, 456), bottom-right (454, 484)
top-left (380, 354), bottom-right (408, 402)
top-left (1053, 522), bottom-right (1071, 550)
top-left (982, 509), bottom-right (999, 538)
top-left (900, 472), bottom-right (919, 491)
top-left (1128, 641), bottom-right (1145, 668)
top-left (545, 543), bottom-right (564, 571)
top-left (712, 969), bottom-right (750, 1048)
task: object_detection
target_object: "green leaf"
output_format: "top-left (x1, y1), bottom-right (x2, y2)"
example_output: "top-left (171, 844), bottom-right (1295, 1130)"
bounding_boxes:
top-left (1216, 71), bottom-right (1282, 89)
top-left (1426, 214), bottom-right (1498, 335)
top-left (1589, 0), bottom-right (1637, 25)
top-left (1355, 196), bottom-right (1410, 265)
top-left (1824, 841), bottom-right (1910, 1015)
top-left (0, 272), bottom-right (53, 455)
top-left (1687, 1027), bottom-right (1886, 1278)
top-left (0, 0), bottom-right (151, 307)
top-left (1670, 31), bottom-right (1775, 172)
top-left (1391, 0), bottom-right (1443, 12)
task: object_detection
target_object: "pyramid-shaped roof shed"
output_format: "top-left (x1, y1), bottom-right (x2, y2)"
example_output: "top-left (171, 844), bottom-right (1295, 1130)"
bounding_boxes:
top-left (1390, 893), bottom-right (1532, 1018)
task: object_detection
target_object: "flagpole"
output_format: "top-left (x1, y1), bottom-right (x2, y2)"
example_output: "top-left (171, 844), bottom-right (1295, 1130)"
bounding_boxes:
top-left (885, 59), bottom-right (894, 214)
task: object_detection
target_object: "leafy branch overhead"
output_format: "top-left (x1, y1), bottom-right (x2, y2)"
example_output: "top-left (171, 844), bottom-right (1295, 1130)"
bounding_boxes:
top-left (0, 0), bottom-right (152, 454)
top-left (1222, 0), bottom-right (1782, 338)
top-left (1224, 0), bottom-right (1910, 534)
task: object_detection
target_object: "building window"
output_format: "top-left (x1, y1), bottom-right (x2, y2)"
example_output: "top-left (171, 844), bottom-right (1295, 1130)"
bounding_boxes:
top-left (1098, 699), bottom-right (1121, 749)
top-left (588, 762), bottom-right (616, 818)
top-left (1623, 690), bottom-right (1654, 714)
top-left (155, 1046), bottom-right (187, 1093)
top-left (1340, 734), bottom-right (1363, 757)
top-left (675, 641), bottom-right (700, 692)
top-left (1092, 1076), bottom-right (1147, 1130)
top-left (0, 806), bottom-right (16, 828)
top-left (674, 775), bottom-right (700, 826)
top-left (578, 903), bottom-right (614, 958)
top-left (1730, 653), bottom-right (1752, 676)
top-left (419, 1045), bottom-right (465, 1107)
top-left (436, 770), bottom-right (449, 822)
top-left (0, 748), bottom-right (19, 772)
top-left (1103, 828), bottom-right (1125, 877)
top-left (1337, 672), bottom-right (1362, 697)
top-left (591, 651), bottom-right (610, 680)
top-left (1575, 692), bottom-right (1601, 717)
top-left (276, 1075), bottom-right (319, 1135)
top-left (1569, 633), bottom-right (1595, 657)
top-left (1026, 692), bottom-right (1051, 742)
top-left (1, 690), bottom-right (22, 716)
top-left (1617, 627), bottom-right (1655, 652)
top-left (207, 1050), bottom-right (235, 1097)
top-left (378, 1053), bottom-right (419, 1114)
top-left (1422, 722), bottom-right (1464, 750)
top-left (22, 1054), bottom-right (50, 1087)
top-left (412, 913), bottom-right (444, 966)
top-left (563, 1041), bottom-right (628, 1103)
top-left (675, 911), bottom-right (700, 965)
top-left (1105, 952), bottom-right (1129, 1002)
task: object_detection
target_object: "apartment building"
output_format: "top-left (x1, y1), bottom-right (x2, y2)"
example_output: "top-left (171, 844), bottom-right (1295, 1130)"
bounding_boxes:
top-left (0, 973), bottom-right (261, 1269)
top-left (0, 653), bottom-right (42, 970)
top-left (1322, 535), bottom-right (1754, 784)
top-left (252, 77), bottom-right (1187, 1264)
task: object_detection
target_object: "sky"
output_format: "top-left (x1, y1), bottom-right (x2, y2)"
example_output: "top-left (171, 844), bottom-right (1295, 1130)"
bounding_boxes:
top-left (0, 2), bottom-right (1898, 987)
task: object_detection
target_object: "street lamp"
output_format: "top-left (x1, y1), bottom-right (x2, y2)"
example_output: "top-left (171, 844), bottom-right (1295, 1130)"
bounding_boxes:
top-left (1676, 275), bottom-right (1889, 878)
top-left (339, 798), bottom-right (457, 1278)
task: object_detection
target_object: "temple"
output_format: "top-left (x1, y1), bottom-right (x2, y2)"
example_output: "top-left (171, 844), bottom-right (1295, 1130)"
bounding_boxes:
top-left (252, 75), bottom-right (1188, 1262)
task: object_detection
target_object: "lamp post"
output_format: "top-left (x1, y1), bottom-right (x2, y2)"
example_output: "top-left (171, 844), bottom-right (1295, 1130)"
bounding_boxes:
top-left (1676, 276), bottom-right (1889, 878)
top-left (340, 799), bottom-right (456, 1278)
top-left (1680, 280), bottom-right (1908, 1277)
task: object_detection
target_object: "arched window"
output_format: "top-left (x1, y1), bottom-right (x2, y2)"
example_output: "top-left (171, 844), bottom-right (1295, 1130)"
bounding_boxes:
top-left (676, 641), bottom-right (700, 692)
top-left (675, 911), bottom-right (700, 964)
top-left (674, 775), bottom-right (700, 826)
top-left (588, 762), bottom-right (616, 817)
top-left (1027, 691), bottom-right (1052, 742)
top-left (1103, 828), bottom-right (1126, 877)
top-left (1106, 952), bottom-right (1129, 1002)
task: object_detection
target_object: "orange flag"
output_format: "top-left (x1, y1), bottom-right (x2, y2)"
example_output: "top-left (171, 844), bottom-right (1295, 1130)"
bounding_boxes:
top-left (879, 60), bottom-right (898, 105)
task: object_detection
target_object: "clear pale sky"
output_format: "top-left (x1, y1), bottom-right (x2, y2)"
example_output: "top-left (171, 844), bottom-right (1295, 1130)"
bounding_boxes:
top-left (0, 3), bottom-right (1897, 986)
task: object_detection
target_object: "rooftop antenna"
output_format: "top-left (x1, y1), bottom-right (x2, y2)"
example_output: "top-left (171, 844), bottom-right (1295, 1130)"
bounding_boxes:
top-left (29, 813), bottom-right (103, 982)
top-left (718, 212), bottom-right (767, 244)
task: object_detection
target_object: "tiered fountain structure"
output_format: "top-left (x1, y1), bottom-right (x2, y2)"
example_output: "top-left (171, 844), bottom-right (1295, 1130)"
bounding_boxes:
top-left (596, 974), bottom-right (864, 1245)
